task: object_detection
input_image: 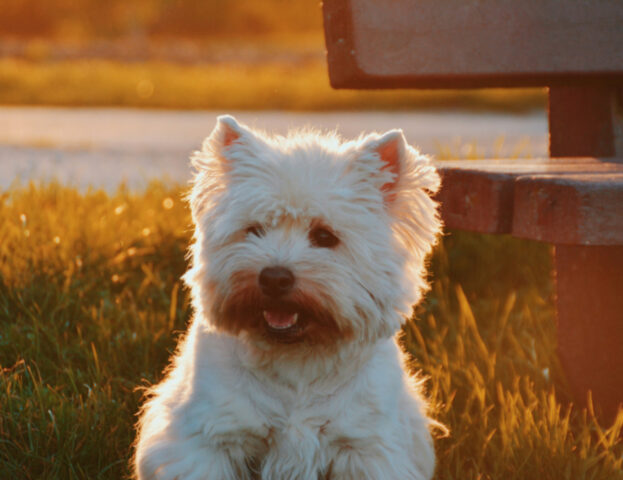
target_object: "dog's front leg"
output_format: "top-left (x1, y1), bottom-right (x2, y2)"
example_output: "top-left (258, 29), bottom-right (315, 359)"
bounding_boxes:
top-left (259, 424), bottom-right (325, 480)
top-left (327, 442), bottom-right (432, 480)
top-left (137, 437), bottom-right (254, 480)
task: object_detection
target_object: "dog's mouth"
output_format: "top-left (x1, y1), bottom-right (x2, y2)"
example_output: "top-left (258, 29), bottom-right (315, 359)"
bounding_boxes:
top-left (261, 304), bottom-right (306, 342)
top-left (219, 285), bottom-right (347, 345)
top-left (263, 310), bottom-right (298, 330)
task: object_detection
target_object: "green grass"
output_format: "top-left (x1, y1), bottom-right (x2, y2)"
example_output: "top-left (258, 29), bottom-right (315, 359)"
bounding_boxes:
top-left (0, 57), bottom-right (546, 112)
top-left (0, 183), bottom-right (621, 479)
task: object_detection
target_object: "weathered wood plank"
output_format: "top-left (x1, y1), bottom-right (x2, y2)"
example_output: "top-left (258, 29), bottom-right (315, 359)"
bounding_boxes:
top-left (513, 174), bottom-right (623, 244)
top-left (323, 0), bottom-right (623, 88)
top-left (436, 168), bottom-right (515, 234)
top-left (435, 158), bottom-right (623, 244)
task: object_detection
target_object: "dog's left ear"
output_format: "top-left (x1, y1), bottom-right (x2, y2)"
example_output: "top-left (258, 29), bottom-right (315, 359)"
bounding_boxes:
top-left (358, 129), bottom-right (407, 204)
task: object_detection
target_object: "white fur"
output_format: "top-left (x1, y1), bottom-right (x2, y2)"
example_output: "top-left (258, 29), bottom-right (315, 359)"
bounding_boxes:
top-left (134, 115), bottom-right (442, 479)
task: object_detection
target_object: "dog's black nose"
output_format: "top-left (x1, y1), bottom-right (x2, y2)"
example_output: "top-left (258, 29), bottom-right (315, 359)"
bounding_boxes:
top-left (259, 266), bottom-right (295, 297)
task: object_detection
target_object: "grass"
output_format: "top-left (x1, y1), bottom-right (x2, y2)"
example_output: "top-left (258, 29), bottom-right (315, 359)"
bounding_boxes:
top-left (0, 57), bottom-right (546, 112)
top-left (0, 182), bottom-right (621, 479)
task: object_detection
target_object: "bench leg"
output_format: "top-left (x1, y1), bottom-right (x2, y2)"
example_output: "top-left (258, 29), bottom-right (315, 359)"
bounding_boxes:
top-left (555, 245), bottom-right (623, 420)
top-left (548, 86), bottom-right (623, 157)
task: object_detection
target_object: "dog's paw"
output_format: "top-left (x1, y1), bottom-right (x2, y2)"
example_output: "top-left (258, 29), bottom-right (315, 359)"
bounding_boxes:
top-left (328, 444), bottom-right (432, 480)
top-left (137, 440), bottom-right (253, 480)
top-left (259, 425), bottom-right (325, 480)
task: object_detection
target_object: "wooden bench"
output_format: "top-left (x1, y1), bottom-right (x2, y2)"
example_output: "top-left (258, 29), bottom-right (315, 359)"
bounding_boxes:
top-left (322, 0), bottom-right (623, 419)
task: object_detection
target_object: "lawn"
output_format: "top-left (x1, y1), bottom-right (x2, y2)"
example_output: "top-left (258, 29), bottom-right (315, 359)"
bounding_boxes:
top-left (0, 183), bottom-right (621, 479)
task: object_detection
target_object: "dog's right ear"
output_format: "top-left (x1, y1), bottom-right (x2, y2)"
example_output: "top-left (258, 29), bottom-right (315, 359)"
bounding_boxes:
top-left (201, 115), bottom-right (261, 166)
top-left (189, 115), bottom-right (267, 220)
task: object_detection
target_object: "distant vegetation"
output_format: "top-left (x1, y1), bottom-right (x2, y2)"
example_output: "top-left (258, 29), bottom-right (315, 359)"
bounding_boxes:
top-left (0, 57), bottom-right (546, 111)
top-left (0, 0), bottom-right (321, 39)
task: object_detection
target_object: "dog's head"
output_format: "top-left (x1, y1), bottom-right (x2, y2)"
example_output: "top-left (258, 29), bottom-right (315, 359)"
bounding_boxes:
top-left (185, 115), bottom-right (441, 350)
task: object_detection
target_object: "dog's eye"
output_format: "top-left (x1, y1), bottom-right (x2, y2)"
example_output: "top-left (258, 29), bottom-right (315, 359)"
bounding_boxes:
top-left (309, 227), bottom-right (339, 248)
top-left (246, 224), bottom-right (265, 237)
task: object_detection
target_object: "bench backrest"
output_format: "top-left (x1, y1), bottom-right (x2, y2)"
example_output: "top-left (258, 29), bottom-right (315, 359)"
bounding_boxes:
top-left (323, 0), bottom-right (623, 89)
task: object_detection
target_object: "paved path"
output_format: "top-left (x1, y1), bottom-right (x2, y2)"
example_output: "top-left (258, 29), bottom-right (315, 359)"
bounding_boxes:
top-left (0, 107), bottom-right (547, 190)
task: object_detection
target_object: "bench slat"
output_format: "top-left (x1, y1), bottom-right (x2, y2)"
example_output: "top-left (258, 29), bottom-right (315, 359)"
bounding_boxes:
top-left (435, 158), bottom-right (623, 244)
top-left (323, 0), bottom-right (623, 88)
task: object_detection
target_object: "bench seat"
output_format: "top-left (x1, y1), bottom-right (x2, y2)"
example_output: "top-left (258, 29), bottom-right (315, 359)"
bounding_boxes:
top-left (436, 157), bottom-right (623, 244)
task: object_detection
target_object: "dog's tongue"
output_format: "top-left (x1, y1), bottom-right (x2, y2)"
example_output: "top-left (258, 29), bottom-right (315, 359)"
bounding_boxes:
top-left (263, 310), bottom-right (298, 329)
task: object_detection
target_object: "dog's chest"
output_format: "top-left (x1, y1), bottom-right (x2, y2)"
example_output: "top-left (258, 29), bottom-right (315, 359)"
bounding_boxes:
top-left (239, 411), bottom-right (336, 479)
top-left (233, 384), bottom-right (350, 471)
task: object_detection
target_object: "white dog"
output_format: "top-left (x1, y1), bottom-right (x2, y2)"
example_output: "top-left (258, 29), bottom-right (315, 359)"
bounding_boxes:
top-left (134, 115), bottom-right (442, 480)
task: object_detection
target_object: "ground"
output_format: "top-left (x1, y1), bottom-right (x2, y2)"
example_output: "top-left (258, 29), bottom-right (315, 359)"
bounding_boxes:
top-left (0, 183), bottom-right (621, 479)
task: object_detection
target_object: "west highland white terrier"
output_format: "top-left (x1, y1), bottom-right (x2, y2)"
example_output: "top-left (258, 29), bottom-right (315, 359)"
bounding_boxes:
top-left (134, 115), bottom-right (442, 480)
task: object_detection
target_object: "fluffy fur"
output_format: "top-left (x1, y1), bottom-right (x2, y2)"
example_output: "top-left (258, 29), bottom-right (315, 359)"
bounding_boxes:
top-left (134, 115), bottom-right (442, 480)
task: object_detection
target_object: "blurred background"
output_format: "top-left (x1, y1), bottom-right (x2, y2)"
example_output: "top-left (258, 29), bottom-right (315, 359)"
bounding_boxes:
top-left (0, 0), bottom-right (549, 190)
top-left (0, 0), bottom-right (544, 110)
top-left (2, 3), bottom-right (622, 479)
